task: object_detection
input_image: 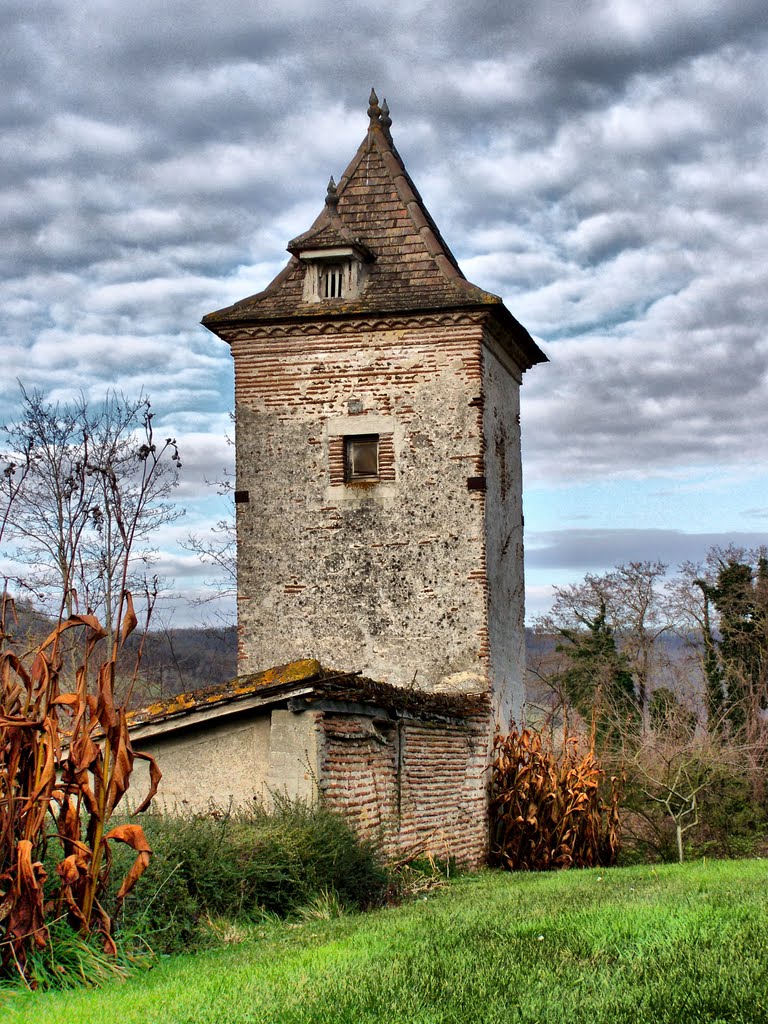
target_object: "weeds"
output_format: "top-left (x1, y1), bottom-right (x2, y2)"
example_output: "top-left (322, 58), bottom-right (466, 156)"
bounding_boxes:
top-left (111, 798), bottom-right (389, 952)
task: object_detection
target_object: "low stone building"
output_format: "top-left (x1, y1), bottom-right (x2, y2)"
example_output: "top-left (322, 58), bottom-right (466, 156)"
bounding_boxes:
top-left (130, 660), bottom-right (490, 865)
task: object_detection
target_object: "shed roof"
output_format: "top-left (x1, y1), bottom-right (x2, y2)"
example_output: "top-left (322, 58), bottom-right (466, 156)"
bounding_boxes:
top-left (202, 91), bottom-right (545, 369)
top-left (127, 658), bottom-right (490, 743)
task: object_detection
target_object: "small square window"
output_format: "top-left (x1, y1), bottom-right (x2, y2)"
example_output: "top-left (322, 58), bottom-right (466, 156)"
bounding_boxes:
top-left (345, 435), bottom-right (379, 481)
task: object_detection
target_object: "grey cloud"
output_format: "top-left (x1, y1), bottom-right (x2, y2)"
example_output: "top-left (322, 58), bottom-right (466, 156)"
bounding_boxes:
top-left (527, 528), bottom-right (768, 571)
top-left (2, 1), bottom-right (768, 612)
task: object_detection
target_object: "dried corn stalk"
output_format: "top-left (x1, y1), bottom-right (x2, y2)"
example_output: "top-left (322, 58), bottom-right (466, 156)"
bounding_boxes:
top-left (0, 592), bottom-right (161, 979)
top-left (489, 726), bottom-right (620, 871)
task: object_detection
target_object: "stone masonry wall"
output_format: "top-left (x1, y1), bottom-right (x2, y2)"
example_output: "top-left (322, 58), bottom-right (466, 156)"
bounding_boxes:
top-left (230, 314), bottom-right (490, 693)
top-left (318, 708), bottom-right (490, 866)
top-left (482, 329), bottom-right (526, 730)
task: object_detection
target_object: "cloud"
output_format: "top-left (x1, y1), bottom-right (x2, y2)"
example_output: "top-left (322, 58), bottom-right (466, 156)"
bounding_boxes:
top-left (2, 1), bottom-right (767, 622)
top-left (527, 528), bottom-right (768, 571)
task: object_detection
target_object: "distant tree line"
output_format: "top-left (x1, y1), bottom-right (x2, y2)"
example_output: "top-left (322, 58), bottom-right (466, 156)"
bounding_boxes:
top-left (530, 551), bottom-right (768, 862)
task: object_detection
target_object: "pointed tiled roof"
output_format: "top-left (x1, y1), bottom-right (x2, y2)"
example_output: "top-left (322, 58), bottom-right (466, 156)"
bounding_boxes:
top-left (203, 92), bottom-right (545, 367)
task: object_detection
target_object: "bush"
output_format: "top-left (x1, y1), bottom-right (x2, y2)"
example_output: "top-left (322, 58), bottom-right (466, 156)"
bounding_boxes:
top-left (110, 797), bottom-right (389, 953)
top-left (618, 757), bottom-right (768, 864)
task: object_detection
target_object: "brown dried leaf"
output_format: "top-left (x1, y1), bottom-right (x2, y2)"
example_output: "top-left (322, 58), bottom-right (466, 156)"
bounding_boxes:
top-left (9, 840), bottom-right (49, 956)
top-left (120, 590), bottom-right (138, 647)
top-left (131, 749), bottom-right (162, 813)
top-left (56, 854), bottom-right (86, 886)
top-left (37, 614), bottom-right (107, 652)
top-left (104, 712), bottom-right (133, 817)
top-left (105, 824), bottom-right (152, 902)
top-left (50, 693), bottom-right (80, 708)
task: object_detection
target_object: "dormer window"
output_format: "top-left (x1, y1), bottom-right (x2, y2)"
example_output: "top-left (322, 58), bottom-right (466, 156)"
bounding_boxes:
top-left (292, 243), bottom-right (374, 304)
top-left (322, 264), bottom-right (344, 299)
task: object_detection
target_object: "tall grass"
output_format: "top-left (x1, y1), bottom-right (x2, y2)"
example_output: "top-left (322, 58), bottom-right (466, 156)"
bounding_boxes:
top-left (110, 798), bottom-right (390, 953)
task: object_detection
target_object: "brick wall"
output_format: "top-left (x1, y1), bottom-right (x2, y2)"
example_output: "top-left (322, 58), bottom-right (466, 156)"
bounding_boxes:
top-left (318, 707), bottom-right (490, 866)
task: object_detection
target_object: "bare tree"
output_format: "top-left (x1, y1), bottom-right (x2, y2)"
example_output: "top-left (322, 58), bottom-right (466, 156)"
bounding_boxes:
top-left (618, 712), bottom-right (753, 864)
top-left (1, 387), bottom-right (182, 643)
top-left (182, 495), bottom-right (236, 598)
top-left (534, 561), bottom-right (675, 721)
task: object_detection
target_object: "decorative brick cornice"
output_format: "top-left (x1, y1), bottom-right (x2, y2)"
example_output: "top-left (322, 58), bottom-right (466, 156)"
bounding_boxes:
top-left (222, 310), bottom-right (489, 344)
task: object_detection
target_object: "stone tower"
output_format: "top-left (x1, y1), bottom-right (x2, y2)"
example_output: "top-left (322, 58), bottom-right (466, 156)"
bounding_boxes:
top-left (203, 92), bottom-right (545, 727)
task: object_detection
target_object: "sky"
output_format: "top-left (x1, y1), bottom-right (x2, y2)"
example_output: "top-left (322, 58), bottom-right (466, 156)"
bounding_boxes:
top-left (3, 0), bottom-right (767, 626)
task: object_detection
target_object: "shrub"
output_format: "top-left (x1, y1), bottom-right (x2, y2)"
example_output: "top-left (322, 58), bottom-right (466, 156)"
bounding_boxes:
top-left (111, 797), bottom-right (389, 952)
top-left (619, 755), bottom-right (768, 864)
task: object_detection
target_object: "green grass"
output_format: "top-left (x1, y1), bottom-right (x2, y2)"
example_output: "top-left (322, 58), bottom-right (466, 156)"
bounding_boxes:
top-left (4, 860), bottom-right (768, 1023)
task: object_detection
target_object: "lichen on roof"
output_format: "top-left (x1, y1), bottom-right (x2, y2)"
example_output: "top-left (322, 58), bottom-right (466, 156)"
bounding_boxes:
top-left (127, 657), bottom-right (490, 733)
top-left (127, 658), bottom-right (322, 728)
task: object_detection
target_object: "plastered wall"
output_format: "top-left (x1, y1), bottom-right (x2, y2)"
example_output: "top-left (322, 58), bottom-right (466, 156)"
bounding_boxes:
top-left (482, 330), bottom-right (526, 729)
top-left (231, 315), bottom-right (491, 693)
top-left (130, 714), bottom-right (272, 812)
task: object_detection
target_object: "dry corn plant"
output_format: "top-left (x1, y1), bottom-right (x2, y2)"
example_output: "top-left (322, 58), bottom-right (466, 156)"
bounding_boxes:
top-left (0, 589), bottom-right (161, 980)
top-left (489, 725), bottom-right (621, 871)
top-left (0, 401), bottom-right (176, 982)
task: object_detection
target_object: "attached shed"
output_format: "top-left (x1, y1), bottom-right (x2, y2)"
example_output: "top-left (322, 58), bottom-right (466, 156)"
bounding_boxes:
top-left (129, 660), bottom-right (491, 865)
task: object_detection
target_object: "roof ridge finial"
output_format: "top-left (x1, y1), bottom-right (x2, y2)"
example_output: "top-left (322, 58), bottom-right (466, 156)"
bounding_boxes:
top-left (380, 97), bottom-right (391, 131)
top-left (368, 87), bottom-right (381, 122)
top-left (325, 175), bottom-right (339, 208)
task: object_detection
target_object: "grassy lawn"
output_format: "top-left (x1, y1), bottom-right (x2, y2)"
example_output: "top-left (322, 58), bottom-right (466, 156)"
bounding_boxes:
top-left (4, 859), bottom-right (768, 1024)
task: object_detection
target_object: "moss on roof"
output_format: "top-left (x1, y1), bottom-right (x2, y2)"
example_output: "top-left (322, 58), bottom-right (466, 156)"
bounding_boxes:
top-left (127, 659), bottom-right (490, 733)
top-left (127, 659), bottom-right (322, 728)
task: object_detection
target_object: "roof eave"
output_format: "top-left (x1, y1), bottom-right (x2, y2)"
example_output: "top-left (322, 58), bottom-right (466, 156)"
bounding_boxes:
top-left (203, 299), bottom-right (546, 368)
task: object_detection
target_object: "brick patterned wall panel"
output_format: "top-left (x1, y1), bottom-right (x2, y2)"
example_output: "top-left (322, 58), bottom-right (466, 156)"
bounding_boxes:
top-left (378, 433), bottom-right (395, 482)
top-left (319, 713), bottom-right (400, 843)
top-left (319, 710), bottom-right (490, 866)
top-left (328, 435), bottom-right (345, 486)
top-left (398, 717), bottom-right (489, 866)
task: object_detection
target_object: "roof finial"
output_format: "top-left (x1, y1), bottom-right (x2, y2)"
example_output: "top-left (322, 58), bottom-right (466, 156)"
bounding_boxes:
top-left (368, 87), bottom-right (381, 121)
top-left (380, 97), bottom-right (391, 130)
top-left (325, 175), bottom-right (339, 208)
